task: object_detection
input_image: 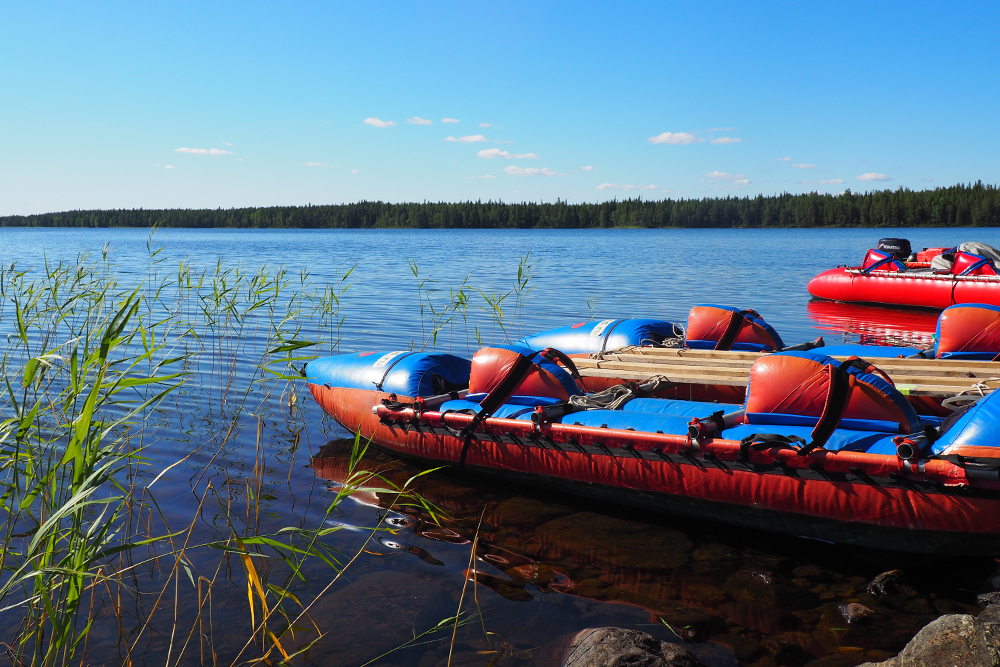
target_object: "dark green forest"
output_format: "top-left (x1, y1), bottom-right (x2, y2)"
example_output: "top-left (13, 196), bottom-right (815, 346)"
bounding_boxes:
top-left (3, 182), bottom-right (999, 229)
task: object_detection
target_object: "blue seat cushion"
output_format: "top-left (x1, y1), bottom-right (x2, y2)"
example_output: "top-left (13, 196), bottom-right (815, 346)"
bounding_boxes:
top-left (622, 398), bottom-right (742, 418)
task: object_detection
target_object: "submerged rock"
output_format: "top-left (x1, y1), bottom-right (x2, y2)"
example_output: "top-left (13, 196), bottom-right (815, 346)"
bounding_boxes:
top-left (535, 513), bottom-right (693, 570)
top-left (857, 604), bottom-right (1000, 667)
top-left (561, 627), bottom-right (707, 667)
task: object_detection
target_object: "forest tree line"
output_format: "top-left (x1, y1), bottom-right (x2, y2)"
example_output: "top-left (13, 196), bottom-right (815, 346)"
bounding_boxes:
top-left (3, 182), bottom-right (999, 229)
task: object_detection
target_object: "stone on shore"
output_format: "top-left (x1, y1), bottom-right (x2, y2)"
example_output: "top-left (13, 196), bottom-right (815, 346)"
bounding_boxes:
top-left (857, 604), bottom-right (1000, 667)
top-left (561, 627), bottom-right (706, 667)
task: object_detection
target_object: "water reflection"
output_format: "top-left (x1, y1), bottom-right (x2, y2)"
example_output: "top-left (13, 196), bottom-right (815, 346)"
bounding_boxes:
top-left (313, 439), bottom-right (991, 666)
top-left (806, 300), bottom-right (939, 348)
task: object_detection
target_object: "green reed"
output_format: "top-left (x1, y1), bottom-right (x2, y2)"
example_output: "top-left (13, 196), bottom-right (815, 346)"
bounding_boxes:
top-left (0, 242), bottom-right (542, 666)
top-left (0, 246), bottom-right (444, 666)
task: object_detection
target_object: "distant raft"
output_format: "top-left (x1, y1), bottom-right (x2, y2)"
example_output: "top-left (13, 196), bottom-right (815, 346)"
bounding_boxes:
top-left (808, 238), bottom-right (1000, 308)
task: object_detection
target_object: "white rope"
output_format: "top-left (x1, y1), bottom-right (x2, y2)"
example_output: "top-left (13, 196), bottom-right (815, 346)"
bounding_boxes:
top-left (567, 375), bottom-right (672, 411)
top-left (941, 379), bottom-right (1000, 412)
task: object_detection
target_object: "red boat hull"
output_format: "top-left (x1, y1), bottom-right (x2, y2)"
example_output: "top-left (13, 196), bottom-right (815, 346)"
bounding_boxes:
top-left (311, 384), bottom-right (1000, 554)
top-left (808, 267), bottom-right (1000, 309)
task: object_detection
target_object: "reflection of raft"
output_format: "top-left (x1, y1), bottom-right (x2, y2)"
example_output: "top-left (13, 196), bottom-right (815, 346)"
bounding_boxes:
top-left (806, 300), bottom-right (938, 348)
top-left (306, 323), bottom-right (1000, 552)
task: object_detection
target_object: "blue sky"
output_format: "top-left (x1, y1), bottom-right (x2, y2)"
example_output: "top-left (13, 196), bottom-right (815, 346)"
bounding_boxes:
top-left (2, 1), bottom-right (998, 214)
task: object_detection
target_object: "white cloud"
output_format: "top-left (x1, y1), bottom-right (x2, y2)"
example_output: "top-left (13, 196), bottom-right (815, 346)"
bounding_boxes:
top-left (819, 178), bottom-right (845, 184)
top-left (648, 131), bottom-right (701, 145)
top-left (445, 135), bottom-right (489, 143)
top-left (478, 148), bottom-right (538, 159)
top-left (710, 137), bottom-right (742, 144)
top-left (173, 147), bottom-right (232, 155)
top-left (164, 165), bottom-right (174, 169)
top-left (441, 118), bottom-right (460, 123)
top-left (856, 172), bottom-right (890, 181)
top-left (305, 162), bottom-right (332, 167)
top-left (702, 171), bottom-right (749, 186)
top-left (363, 117), bottom-right (396, 128)
top-left (494, 139), bottom-right (513, 144)
top-left (707, 127), bottom-right (736, 132)
top-left (777, 156), bottom-right (792, 161)
top-left (792, 163), bottom-right (815, 169)
top-left (220, 142), bottom-right (233, 146)
top-left (351, 168), bottom-right (359, 174)
top-left (504, 166), bottom-right (563, 177)
top-left (595, 183), bottom-right (657, 191)
top-left (478, 122), bottom-right (492, 127)
top-left (465, 174), bottom-right (497, 179)
top-left (407, 117), bottom-right (432, 125)
top-left (581, 165), bottom-right (595, 171)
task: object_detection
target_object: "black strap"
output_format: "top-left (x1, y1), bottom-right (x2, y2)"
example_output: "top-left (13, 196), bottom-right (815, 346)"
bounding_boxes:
top-left (540, 347), bottom-right (588, 392)
top-left (714, 310), bottom-right (749, 351)
top-left (373, 352), bottom-right (417, 391)
top-left (458, 353), bottom-right (537, 466)
top-left (800, 365), bottom-right (853, 456)
top-left (737, 433), bottom-right (807, 462)
top-left (710, 410), bottom-right (726, 431)
top-left (598, 319), bottom-right (625, 355)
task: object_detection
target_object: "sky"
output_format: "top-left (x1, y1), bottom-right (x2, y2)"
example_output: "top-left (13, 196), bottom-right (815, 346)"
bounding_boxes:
top-left (1, 1), bottom-right (998, 215)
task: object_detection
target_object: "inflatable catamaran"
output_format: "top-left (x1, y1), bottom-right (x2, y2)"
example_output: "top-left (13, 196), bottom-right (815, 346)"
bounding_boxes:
top-left (808, 238), bottom-right (1000, 308)
top-left (306, 305), bottom-right (1000, 554)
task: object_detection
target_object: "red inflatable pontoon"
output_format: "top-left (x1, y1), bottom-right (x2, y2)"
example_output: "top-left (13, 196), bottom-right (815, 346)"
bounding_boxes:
top-left (809, 241), bottom-right (1000, 308)
top-left (808, 267), bottom-right (1000, 309)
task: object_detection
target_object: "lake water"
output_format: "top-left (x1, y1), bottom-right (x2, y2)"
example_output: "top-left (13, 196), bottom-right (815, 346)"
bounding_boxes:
top-left (1, 226), bottom-right (996, 666)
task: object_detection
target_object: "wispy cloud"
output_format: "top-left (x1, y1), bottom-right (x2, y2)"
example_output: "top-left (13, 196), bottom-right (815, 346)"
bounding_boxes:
top-left (595, 183), bottom-right (658, 191)
top-left (465, 174), bottom-right (497, 179)
top-left (702, 171), bottom-right (749, 186)
top-left (305, 162), bottom-right (333, 167)
top-left (707, 127), bottom-right (736, 132)
top-left (173, 147), bottom-right (232, 155)
top-left (164, 165), bottom-right (174, 169)
top-left (441, 118), bottom-right (460, 123)
top-left (478, 122), bottom-right (492, 127)
top-left (220, 142), bottom-right (233, 146)
top-left (406, 117), bottom-right (432, 125)
top-left (445, 135), bottom-right (489, 143)
top-left (648, 131), bottom-right (701, 145)
top-left (710, 137), bottom-right (742, 144)
top-left (581, 165), bottom-right (595, 171)
top-left (504, 166), bottom-right (563, 176)
top-left (777, 156), bottom-right (792, 161)
top-left (351, 168), bottom-right (359, 174)
top-left (363, 117), bottom-right (396, 128)
top-left (478, 148), bottom-right (538, 159)
top-left (819, 178), bottom-right (845, 184)
top-left (856, 172), bottom-right (890, 181)
top-left (792, 163), bottom-right (815, 169)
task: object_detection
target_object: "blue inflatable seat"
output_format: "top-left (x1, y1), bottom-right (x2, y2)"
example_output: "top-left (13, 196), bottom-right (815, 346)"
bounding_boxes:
top-left (820, 344), bottom-right (922, 358)
top-left (621, 398), bottom-right (741, 417)
top-left (560, 410), bottom-right (693, 435)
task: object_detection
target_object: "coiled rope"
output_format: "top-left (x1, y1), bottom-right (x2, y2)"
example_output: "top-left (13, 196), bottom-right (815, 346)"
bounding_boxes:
top-left (566, 375), bottom-right (673, 411)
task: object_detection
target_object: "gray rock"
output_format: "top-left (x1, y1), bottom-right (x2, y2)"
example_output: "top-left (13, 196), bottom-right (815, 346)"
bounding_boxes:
top-left (857, 605), bottom-right (1000, 667)
top-left (867, 569), bottom-right (905, 598)
top-left (561, 627), bottom-right (706, 667)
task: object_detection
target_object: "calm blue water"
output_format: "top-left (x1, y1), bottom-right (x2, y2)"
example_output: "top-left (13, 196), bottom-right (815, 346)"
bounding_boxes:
top-left (0, 227), bottom-right (994, 666)
top-left (6, 226), bottom-right (996, 349)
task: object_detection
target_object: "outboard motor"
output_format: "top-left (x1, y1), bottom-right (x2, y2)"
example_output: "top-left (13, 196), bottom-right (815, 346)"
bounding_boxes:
top-left (876, 238), bottom-right (911, 259)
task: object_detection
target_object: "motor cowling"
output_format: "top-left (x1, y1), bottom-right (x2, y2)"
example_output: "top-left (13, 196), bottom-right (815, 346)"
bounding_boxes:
top-left (876, 238), bottom-right (911, 259)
